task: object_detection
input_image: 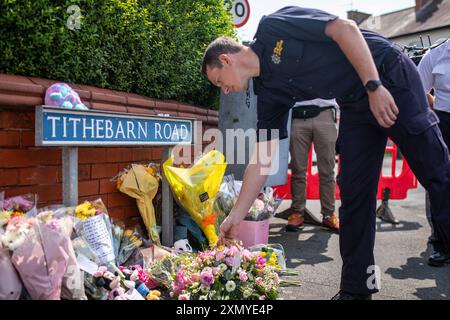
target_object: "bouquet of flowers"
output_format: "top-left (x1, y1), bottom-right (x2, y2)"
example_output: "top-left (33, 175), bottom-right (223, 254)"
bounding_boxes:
top-left (116, 163), bottom-right (161, 244)
top-left (246, 187), bottom-right (283, 221)
top-left (148, 241), bottom-right (299, 300)
top-left (0, 193), bottom-right (38, 230)
top-left (163, 150), bottom-right (227, 246)
top-left (74, 198), bottom-right (108, 221)
top-left (1, 212), bottom-right (82, 300)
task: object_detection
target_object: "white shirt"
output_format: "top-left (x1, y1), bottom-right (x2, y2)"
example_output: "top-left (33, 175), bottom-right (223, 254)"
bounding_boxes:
top-left (293, 98), bottom-right (339, 109)
top-left (418, 39), bottom-right (450, 113)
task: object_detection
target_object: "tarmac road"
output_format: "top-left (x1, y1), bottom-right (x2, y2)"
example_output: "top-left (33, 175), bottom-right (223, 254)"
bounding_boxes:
top-left (273, 185), bottom-right (450, 300)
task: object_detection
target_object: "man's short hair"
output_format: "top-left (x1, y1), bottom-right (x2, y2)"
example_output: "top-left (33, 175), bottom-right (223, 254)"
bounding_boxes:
top-left (201, 36), bottom-right (243, 77)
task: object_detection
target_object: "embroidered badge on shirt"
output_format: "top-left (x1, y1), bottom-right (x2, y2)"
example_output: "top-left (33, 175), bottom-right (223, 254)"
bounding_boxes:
top-left (271, 40), bottom-right (284, 64)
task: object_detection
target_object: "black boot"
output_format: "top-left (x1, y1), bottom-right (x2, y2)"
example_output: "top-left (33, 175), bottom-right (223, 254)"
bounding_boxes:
top-left (331, 290), bottom-right (372, 300)
top-left (428, 251), bottom-right (450, 267)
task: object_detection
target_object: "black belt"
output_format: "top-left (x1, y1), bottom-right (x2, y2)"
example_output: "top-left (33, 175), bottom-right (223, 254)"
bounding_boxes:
top-left (292, 105), bottom-right (335, 120)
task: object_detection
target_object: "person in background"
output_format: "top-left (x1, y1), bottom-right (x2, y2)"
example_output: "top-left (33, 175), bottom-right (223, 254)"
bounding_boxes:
top-left (418, 39), bottom-right (450, 267)
top-left (285, 98), bottom-right (339, 233)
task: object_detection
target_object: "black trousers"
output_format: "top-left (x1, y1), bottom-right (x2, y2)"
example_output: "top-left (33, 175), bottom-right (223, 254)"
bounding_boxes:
top-left (337, 49), bottom-right (450, 295)
top-left (428, 109), bottom-right (450, 254)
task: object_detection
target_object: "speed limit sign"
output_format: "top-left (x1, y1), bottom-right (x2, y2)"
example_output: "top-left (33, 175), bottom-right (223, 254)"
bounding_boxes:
top-left (230, 0), bottom-right (250, 28)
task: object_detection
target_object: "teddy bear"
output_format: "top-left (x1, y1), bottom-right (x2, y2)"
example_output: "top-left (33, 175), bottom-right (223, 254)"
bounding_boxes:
top-left (44, 83), bottom-right (88, 110)
top-left (93, 266), bottom-right (122, 300)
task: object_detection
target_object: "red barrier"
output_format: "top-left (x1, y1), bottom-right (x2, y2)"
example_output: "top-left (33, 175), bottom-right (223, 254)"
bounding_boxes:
top-left (273, 140), bottom-right (418, 200)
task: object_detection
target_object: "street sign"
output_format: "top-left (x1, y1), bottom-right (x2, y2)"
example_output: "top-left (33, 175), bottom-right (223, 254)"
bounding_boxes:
top-left (34, 105), bottom-right (200, 246)
top-left (35, 106), bottom-right (193, 146)
top-left (229, 0), bottom-right (250, 28)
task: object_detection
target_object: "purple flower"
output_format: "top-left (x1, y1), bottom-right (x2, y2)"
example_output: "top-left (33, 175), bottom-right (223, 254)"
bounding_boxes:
top-left (200, 271), bottom-right (214, 287)
top-left (224, 256), bottom-right (234, 267)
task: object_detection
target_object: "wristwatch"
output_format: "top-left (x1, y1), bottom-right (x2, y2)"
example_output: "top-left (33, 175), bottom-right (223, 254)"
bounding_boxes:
top-left (365, 80), bottom-right (382, 92)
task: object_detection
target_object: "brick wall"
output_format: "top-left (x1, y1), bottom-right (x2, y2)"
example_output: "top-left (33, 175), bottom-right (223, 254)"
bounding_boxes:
top-left (0, 74), bottom-right (219, 225)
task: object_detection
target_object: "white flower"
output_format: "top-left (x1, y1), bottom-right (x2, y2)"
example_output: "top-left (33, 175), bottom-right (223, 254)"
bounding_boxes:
top-left (218, 263), bottom-right (228, 273)
top-left (225, 280), bottom-right (236, 292)
top-left (200, 285), bottom-right (210, 294)
top-left (199, 295), bottom-right (208, 300)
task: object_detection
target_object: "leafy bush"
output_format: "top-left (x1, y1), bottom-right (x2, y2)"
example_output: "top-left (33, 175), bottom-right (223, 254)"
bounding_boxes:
top-left (0, 0), bottom-right (235, 108)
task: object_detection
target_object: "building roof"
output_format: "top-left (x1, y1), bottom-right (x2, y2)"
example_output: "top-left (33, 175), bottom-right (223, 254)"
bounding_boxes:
top-left (358, 0), bottom-right (450, 39)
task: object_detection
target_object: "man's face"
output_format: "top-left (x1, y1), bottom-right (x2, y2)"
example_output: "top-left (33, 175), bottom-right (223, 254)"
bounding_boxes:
top-left (206, 54), bottom-right (248, 94)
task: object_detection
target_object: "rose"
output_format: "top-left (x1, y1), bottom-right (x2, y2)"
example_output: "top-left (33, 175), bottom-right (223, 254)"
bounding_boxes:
top-left (239, 271), bottom-right (248, 282)
top-left (200, 271), bottom-right (214, 287)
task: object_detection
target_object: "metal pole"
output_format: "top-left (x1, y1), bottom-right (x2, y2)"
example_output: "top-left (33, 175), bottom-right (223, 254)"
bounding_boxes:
top-left (62, 147), bottom-right (78, 207)
top-left (161, 146), bottom-right (174, 246)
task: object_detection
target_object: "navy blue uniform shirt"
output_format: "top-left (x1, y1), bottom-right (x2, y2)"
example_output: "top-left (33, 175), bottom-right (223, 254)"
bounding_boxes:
top-left (250, 6), bottom-right (394, 140)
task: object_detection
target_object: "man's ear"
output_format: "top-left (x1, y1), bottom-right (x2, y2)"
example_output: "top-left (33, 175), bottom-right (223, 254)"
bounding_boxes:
top-left (218, 54), bottom-right (231, 66)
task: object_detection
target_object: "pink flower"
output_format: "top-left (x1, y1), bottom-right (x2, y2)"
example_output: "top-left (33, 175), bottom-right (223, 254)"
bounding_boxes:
top-left (215, 251), bottom-right (226, 261)
top-left (256, 277), bottom-right (263, 286)
top-left (212, 268), bottom-right (219, 276)
top-left (178, 294), bottom-right (190, 300)
top-left (173, 267), bottom-right (190, 294)
top-left (200, 271), bottom-right (214, 287)
top-left (242, 249), bottom-right (253, 261)
top-left (259, 295), bottom-right (266, 300)
top-left (224, 256), bottom-right (234, 267)
top-left (45, 219), bottom-right (60, 230)
top-left (227, 245), bottom-right (239, 257)
top-left (256, 256), bottom-right (266, 269)
top-left (239, 271), bottom-right (248, 282)
top-left (190, 273), bottom-right (200, 282)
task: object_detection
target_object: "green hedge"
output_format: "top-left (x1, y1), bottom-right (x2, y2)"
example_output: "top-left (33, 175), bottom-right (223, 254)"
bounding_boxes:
top-left (0, 0), bottom-right (235, 108)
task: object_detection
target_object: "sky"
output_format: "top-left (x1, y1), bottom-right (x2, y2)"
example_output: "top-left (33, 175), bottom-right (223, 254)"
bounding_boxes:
top-left (235, 0), bottom-right (416, 41)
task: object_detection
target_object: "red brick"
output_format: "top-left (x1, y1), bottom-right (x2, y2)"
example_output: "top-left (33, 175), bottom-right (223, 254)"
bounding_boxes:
top-left (152, 147), bottom-right (163, 160)
top-left (57, 164), bottom-right (90, 183)
top-left (5, 184), bottom-right (62, 203)
top-left (108, 206), bottom-right (139, 220)
top-left (100, 178), bottom-right (118, 194)
top-left (207, 116), bottom-right (219, 125)
top-left (193, 106), bottom-right (208, 115)
top-left (91, 163), bottom-right (119, 179)
top-left (79, 148), bottom-right (107, 164)
top-left (0, 148), bottom-right (61, 168)
top-left (0, 111), bottom-right (35, 130)
top-left (0, 169), bottom-right (19, 186)
top-left (107, 192), bottom-right (135, 207)
top-left (78, 164), bottom-right (91, 180)
top-left (0, 74), bottom-right (35, 85)
top-left (154, 100), bottom-right (179, 112)
top-left (127, 97), bottom-right (155, 109)
top-left (0, 131), bottom-right (20, 147)
top-left (19, 166), bottom-right (58, 185)
top-left (127, 107), bottom-right (155, 115)
top-left (0, 93), bottom-right (42, 108)
top-left (20, 131), bottom-right (35, 147)
top-left (91, 102), bottom-right (127, 113)
top-left (177, 112), bottom-right (196, 119)
top-left (106, 148), bottom-right (134, 163)
top-left (79, 180), bottom-right (99, 197)
top-left (132, 148), bottom-right (153, 162)
top-left (91, 92), bottom-right (126, 105)
top-left (178, 104), bottom-right (197, 114)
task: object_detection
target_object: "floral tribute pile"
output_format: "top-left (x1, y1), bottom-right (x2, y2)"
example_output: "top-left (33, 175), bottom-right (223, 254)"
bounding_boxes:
top-left (149, 241), bottom-right (299, 300)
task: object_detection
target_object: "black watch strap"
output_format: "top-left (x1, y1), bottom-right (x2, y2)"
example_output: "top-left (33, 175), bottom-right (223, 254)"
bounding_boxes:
top-left (365, 80), bottom-right (382, 92)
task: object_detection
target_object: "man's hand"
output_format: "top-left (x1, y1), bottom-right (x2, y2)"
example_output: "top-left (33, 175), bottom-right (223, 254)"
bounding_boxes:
top-left (218, 214), bottom-right (241, 245)
top-left (368, 85), bottom-right (399, 128)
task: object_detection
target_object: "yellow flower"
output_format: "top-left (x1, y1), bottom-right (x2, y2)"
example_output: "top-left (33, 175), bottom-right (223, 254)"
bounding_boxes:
top-left (0, 210), bottom-right (12, 227)
top-left (124, 229), bottom-right (133, 237)
top-left (75, 202), bottom-right (96, 220)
